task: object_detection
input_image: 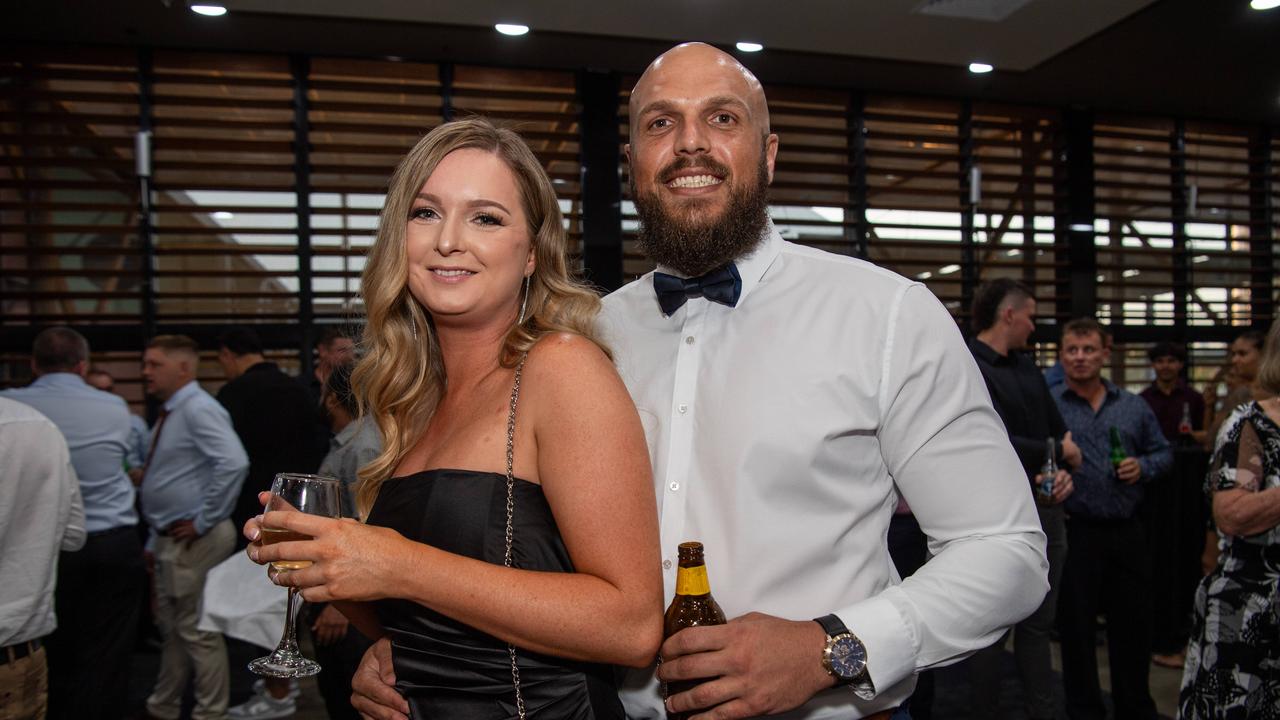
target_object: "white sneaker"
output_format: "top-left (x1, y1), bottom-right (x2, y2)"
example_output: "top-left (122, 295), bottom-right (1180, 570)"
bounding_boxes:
top-left (227, 686), bottom-right (297, 720)
top-left (250, 678), bottom-right (300, 700)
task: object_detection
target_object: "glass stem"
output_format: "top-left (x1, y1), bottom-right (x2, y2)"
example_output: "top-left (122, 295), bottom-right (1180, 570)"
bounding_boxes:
top-left (277, 586), bottom-right (301, 656)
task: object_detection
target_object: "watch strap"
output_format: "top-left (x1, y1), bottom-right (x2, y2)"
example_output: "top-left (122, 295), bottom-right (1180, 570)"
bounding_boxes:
top-left (814, 613), bottom-right (850, 639)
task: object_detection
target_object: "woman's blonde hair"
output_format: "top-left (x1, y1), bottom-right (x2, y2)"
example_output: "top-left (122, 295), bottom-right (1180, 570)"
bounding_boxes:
top-left (352, 117), bottom-right (608, 517)
top-left (1256, 320), bottom-right (1280, 397)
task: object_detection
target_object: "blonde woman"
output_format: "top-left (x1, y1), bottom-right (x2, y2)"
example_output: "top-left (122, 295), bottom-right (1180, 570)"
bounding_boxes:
top-left (1180, 321), bottom-right (1280, 719)
top-left (247, 118), bottom-right (662, 719)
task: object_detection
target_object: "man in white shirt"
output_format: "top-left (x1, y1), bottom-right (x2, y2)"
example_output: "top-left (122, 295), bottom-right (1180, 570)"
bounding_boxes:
top-left (600, 43), bottom-right (1046, 720)
top-left (351, 42), bottom-right (1047, 720)
top-left (0, 397), bottom-right (86, 720)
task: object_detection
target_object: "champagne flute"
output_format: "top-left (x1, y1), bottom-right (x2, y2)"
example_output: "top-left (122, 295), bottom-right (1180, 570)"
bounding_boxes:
top-left (249, 472), bottom-right (342, 677)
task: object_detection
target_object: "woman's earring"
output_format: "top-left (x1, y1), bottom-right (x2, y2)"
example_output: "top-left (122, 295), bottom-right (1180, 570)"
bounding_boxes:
top-left (410, 310), bottom-right (419, 341)
top-left (517, 276), bottom-right (530, 325)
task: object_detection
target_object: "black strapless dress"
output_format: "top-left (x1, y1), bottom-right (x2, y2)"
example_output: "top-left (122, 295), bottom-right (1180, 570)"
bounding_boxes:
top-left (366, 469), bottom-right (624, 720)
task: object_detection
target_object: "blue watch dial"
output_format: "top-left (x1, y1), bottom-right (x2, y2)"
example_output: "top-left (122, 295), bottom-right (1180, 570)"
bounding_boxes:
top-left (829, 635), bottom-right (867, 679)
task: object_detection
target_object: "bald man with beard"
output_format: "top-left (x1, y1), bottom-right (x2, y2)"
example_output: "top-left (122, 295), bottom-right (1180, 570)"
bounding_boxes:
top-left (351, 43), bottom-right (1048, 720)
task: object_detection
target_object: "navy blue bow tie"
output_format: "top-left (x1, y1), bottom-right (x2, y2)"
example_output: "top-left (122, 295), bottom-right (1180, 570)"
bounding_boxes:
top-left (652, 264), bottom-right (742, 316)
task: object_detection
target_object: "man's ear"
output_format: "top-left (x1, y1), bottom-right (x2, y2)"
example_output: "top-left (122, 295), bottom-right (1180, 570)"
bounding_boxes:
top-left (763, 134), bottom-right (779, 184)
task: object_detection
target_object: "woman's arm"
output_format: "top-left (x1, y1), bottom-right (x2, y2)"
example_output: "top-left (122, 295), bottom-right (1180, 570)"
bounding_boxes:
top-left (255, 334), bottom-right (664, 668)
top-left (1212, 486), bottom-right (1280, 538)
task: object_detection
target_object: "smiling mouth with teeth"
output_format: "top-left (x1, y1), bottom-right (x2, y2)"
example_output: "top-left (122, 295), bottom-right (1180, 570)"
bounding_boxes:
top-left (433, 269), bottom-right (475, 277)
top-left (666, 174), bottom-right (723, 189)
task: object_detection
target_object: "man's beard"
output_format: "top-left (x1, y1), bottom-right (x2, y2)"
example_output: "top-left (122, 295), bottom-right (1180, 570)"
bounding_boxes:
top-left (632, 151), bottom-right (771, 277)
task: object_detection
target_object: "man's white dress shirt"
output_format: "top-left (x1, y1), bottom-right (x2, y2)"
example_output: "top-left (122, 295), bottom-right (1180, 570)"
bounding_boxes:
top-left (601, 225), bottom-right (1048, 719)
top-left (0, 397), bottom-right (86, 647)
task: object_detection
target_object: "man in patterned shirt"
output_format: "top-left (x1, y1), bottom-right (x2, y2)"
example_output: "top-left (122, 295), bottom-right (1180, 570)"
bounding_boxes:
top-left (1051, 317), bottom-right (1172, 720)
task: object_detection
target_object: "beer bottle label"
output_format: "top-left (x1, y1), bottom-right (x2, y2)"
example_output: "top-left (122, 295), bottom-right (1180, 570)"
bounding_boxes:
top-left (675, 565), bottom-right (710, 595)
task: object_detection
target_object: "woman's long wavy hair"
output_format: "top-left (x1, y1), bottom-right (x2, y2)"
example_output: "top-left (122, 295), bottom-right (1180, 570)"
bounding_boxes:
top-left (352, 117), bottom-right (609, 518)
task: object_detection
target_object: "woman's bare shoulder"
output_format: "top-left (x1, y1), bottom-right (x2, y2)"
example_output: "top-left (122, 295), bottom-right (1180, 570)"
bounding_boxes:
top-left (522, 333), bottom-right (625, 405)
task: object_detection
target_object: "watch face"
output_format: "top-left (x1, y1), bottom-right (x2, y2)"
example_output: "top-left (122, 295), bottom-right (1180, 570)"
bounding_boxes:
top-left (829, 635), bottom-right (867, 679)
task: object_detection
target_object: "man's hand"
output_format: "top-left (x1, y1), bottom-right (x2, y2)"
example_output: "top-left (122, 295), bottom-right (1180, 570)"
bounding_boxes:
top-left (311, 604), bottom-right (349, 647)
top-left (658, 612), bottom-right (834, 719)
top-left (1116, 457), bottom-right (1142, 484)
top-left (167, 518), bottom-right (199, 544)
top-left (1047, 469), bottom-right (1074, 504)
top-left (351, 637), bottom-right (409, 720)
top-left (1061, 431), bottom-right (1082, 469)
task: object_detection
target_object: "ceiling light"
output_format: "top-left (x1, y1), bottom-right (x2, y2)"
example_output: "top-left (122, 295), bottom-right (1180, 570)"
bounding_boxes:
top-left (917, 271), bottom-right (933, 280)
top-left (1068, 222), bottom-right (1094, 232)
top-left (938, 264), bottom-right (960, 275)
top-left (190, 4), bottom-right (227, 16)
top-left (735, 42), bottom-right (764, 53)
top-left (212, 211), bottom-right (234, 220)
top-left (495, 23), bottom-right (529, 36)
top-left (1122, 269), bottom-right (1141, 278)
top-left (968, 62), bottom-right (994, 74)
top-left (1250, 0), bottom-right (1280, 10)
top-left (1193, 255), bottom-right (1210, 264)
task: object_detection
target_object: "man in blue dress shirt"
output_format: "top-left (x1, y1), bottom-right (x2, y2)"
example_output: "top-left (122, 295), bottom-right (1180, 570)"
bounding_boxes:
top-left (0, 327), bottom-right (144, 720)
top-left (139, 334), bottom-right (249, 720)
top-left (1050, 318), bottom-right (1172, 720)
top-left (85, 367), bottom-right (150, 477)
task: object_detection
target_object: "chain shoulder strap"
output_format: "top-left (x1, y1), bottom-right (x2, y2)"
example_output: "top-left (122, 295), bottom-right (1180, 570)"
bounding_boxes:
top-left (504, 353), bottom-right (528, 720)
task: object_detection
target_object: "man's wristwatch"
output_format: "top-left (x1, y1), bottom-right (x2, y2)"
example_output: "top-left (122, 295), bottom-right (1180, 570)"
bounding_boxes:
top-left (814, 614), bottom-right (872, 695)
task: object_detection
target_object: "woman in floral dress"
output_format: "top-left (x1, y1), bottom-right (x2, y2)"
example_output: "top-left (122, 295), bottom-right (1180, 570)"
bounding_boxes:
top-left (1180, 321), bottom-right (1280, 720)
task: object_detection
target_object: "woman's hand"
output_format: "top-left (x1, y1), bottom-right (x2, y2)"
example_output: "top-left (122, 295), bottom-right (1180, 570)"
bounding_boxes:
top-left (243, 490), bottom-right (272, 563)
top-left (248, 509), bottom-right (415, 603)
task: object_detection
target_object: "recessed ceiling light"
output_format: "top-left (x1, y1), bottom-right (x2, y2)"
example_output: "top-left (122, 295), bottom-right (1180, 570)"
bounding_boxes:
top-left (1068, 223), bottom-right (1094, 232)
top-left (212, 211), bottom-right (234, 220)
top-left (1250, 0), bottom-right (1280, 10)
top-left (735, 42), bottom-right (764, 53)
top-left (190, 4), bottom-right (227, 17)
top-left (495, 23), bottom-right (529, 36)
top-left (968, 62), bottom-right (994, 74)
top-left (938, 264), bottom-right (961, 275)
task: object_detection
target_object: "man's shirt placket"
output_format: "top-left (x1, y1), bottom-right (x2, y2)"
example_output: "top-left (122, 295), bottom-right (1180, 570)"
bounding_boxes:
top-left (658, 299), bottom-right (706, 594)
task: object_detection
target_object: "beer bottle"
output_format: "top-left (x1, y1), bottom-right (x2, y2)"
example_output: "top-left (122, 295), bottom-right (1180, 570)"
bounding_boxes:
top-left (1038, 436), bottom-right (1057, 499)
top-left (663, 542), bottom-right (725, 720)
top-left (1178, 402), bottom-right (1194, 435)
top-left (1108, 426), bottom-right (1127, 470)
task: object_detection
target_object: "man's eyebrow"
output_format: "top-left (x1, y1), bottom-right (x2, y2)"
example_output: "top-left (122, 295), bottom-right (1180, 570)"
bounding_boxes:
top-left (636, 99), bottom-right (679, 118)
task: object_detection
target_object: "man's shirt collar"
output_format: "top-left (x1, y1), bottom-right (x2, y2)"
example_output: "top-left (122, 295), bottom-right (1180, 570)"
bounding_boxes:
top-left (163, 380), bottom-right (201, 413)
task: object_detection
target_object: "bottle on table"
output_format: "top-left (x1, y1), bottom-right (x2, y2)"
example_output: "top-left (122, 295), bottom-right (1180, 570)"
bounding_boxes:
top-left (663, 541), bottom-right (726, 720)
top-left (1038, 436), bottom-right (1057, 500)
top-left (1109, 426), bottom-right (1127, 477)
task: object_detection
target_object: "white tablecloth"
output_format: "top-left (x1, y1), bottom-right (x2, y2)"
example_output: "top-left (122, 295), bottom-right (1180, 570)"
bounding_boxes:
top-left (197, 551), bottom-right (287, 651)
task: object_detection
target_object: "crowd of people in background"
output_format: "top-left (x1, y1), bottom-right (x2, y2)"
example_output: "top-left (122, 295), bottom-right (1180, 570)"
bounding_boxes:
top-left (0, 325), bottom-right (372, 720)
top-left (889, 278), bottom-right (1278, 720)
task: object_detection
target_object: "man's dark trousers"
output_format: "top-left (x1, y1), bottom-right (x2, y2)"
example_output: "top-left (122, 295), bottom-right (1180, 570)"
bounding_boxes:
top-left (1057, 515), bottom-right (1158, 720)
top-left (46, 525), bottom-right (145, 720)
